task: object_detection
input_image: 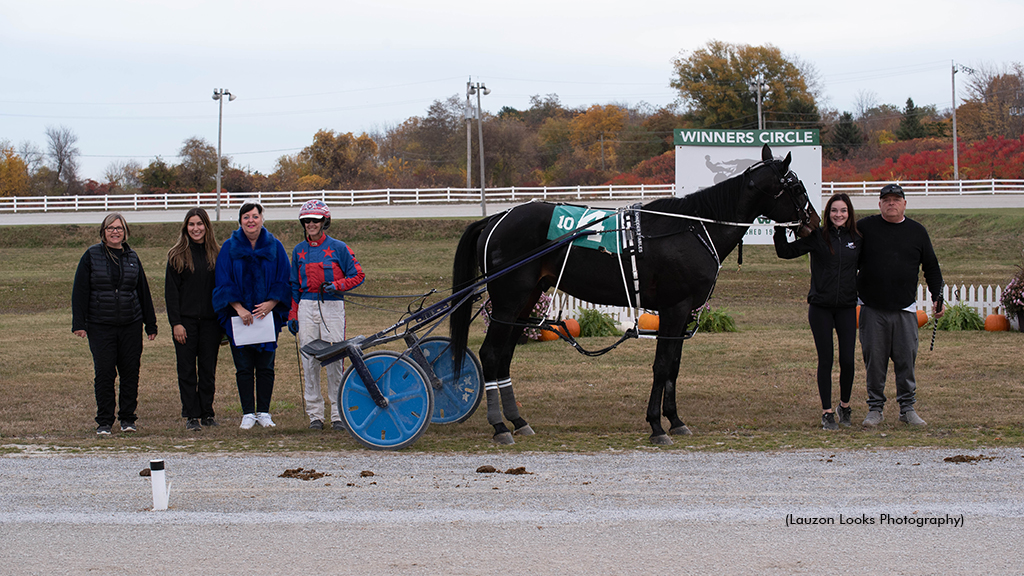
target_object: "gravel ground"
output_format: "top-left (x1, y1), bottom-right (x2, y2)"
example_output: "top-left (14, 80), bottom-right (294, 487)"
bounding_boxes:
top-left (1, 447), bottom-right (1023, 575)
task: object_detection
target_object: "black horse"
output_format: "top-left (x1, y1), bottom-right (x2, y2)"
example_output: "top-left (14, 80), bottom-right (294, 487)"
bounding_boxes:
top-left (450, 144), bottom-right (820, 445)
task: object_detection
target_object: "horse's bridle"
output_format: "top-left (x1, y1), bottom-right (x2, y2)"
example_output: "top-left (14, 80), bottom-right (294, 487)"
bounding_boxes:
top-left (744, 159), bottom-right (815, 230)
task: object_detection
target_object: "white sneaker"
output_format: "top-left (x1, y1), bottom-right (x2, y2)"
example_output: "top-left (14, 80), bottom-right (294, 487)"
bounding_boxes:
top-left (239, 413), bottom-right (257, 430)
top-left (256, 412), bottom-right (276, 427)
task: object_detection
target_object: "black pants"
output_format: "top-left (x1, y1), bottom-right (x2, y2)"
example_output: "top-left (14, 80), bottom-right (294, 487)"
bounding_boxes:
top-left (807, 305), bottom-right (857, 410)
top-left (229, 345), bottom-right (276, 414)
top-left (87, 321), bottom-right (143, 427)
top-left (174, 317), bottom-right (222, 419)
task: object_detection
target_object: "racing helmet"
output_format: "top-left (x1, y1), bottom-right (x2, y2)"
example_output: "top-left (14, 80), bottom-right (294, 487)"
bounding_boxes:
top-left (298, 199), bottom-right (331, 230)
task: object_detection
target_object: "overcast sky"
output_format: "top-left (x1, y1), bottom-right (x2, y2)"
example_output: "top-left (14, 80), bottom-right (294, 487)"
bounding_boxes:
top-left (3, 0), bottom-right (1022, 182)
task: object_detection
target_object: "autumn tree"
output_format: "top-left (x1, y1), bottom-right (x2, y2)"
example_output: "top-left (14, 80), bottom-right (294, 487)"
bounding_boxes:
top-left (568, 104), bottom-right (628, 172)
top-left (300, 129), bottom-right (380, 189)
top-left (0, 142), bottom-right (31, 197)
top-left (959, 63), bottom-right (1024, 141)
top-left (177, 137), bottom-right (220, 192)
top-left (670, 40), bottom-right (820, 129)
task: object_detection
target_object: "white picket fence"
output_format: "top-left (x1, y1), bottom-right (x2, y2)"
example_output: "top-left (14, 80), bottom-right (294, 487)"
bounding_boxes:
top-left (916, 284), bottom-right (1004, 318)
top-left (550, 284), bottom-right (1007, 327)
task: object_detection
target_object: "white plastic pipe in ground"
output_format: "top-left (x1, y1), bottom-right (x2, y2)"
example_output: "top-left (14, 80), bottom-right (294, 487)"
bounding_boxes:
top-left (149, 459), bottom-right (170, 511)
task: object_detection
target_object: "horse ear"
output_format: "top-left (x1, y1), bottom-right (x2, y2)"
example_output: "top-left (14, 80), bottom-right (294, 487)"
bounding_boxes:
top-left (761, 144), bottom-right (772, 161)
top-left (782, 152), bottom-right (792, 171)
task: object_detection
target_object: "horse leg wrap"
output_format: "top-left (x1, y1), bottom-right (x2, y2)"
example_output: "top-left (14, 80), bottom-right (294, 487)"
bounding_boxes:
top-left (497, 378), bottom-right (521, 422)
top-left (485, 381), bottom-right (503, 426)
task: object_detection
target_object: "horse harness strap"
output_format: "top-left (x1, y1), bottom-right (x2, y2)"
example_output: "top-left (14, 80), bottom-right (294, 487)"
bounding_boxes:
top-left (620, 204), bottom-right (644, 311)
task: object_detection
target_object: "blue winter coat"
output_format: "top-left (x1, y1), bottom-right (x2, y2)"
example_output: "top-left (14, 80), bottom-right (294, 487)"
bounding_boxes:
top-left (212, 226), bottom-right (292, 350)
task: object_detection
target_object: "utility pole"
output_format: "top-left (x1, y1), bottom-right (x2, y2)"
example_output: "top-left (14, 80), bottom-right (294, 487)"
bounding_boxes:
top-left (465, 78), bottom-right (473, 190)
top-left (468, 80), bottom-right (490, 217)
top-left (212, 88), bottom-right (235, 221)
top-left (951, 61), bottom-right (975, 182)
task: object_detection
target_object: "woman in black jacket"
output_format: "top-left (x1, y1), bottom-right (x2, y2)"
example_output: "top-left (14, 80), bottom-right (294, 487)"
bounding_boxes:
top-left (774, 193), bottom-right (861, 430)
top-left (72, 213), bottom-right (158, 435)
top-left (166, 208), bottom-right (222, 432)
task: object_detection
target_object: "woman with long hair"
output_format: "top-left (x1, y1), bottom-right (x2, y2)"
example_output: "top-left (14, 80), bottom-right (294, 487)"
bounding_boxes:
top-left (774, 193), bottom-right (861, 430)
top-left (72, 212), bottom-right (158, 435)
top-left (166, 207), bottom-right (222, 431)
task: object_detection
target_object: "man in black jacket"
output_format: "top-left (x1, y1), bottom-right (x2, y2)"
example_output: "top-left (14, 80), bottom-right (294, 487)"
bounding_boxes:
top-left (857, 184), bottom-right (944, 427)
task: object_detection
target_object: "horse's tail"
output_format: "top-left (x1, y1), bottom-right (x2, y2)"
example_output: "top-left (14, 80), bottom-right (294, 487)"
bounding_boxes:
top-left (450, 216), bottom-right (490, 375)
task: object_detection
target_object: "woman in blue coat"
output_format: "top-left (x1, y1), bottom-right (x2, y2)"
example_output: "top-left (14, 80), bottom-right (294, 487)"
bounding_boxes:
top-left (212, 200), bottom-right (291, 430)
top-left (774, 193), bottom-right (861, 430)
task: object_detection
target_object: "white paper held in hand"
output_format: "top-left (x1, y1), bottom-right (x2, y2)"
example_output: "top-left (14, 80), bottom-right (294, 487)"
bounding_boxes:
top-left (231, 314), bottom-right (276, 345)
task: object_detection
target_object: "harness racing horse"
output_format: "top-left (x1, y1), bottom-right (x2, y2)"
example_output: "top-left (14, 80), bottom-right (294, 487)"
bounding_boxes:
top-left (450, 144), bottom-right (820, 445)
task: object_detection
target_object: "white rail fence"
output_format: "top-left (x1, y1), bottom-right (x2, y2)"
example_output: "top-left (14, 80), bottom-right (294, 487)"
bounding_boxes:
top-left (4, 179), bottom-right (1024, 213)
top-left (551, 284), bottom-right (1009, 328)
top-left (824, 179), bottom-right (1024, 197)
top-left (0, 184), bottom-right (674, 213)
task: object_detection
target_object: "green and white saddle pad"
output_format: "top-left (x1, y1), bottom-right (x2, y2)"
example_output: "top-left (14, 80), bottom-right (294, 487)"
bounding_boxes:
top-left (546, 205), bottom-right (621, 254)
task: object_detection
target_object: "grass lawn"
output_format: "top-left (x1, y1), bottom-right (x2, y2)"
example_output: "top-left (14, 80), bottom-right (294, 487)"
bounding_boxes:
top-left (1, 210), bottom-right (1022, 454)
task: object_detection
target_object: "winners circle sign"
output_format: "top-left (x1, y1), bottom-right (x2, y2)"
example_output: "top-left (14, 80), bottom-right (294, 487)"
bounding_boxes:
top-left (674, 129), bottom-right (822, 245)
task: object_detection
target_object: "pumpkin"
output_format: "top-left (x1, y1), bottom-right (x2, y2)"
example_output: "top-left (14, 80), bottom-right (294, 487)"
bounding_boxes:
top-left (638, 313), bottom-right (659, 332)
top-left (985, 313), bottom-right (1010, 332)
top-left (555, 318), bottom-right (581, 338)
top-left (916, 309), bottom-right (928, 328)
top-left (537, 327), bottom-right (559, 341)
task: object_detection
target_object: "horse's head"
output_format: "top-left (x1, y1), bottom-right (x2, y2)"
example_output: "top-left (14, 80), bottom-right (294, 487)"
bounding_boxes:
top-left (744, 144), bottom-right (820, 238)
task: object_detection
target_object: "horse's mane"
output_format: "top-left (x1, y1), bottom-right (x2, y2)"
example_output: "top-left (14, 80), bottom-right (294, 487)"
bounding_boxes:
top-left (642, 171), bottom-right (745, 229)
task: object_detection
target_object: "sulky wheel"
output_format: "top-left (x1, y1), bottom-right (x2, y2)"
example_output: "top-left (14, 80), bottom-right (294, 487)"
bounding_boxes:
top-left (418, 336), bottom-right (483, 424)
top-left (337, 350), bottom-right (433, 450)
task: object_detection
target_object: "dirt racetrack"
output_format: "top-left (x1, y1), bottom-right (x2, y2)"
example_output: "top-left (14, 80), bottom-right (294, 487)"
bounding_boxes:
top-left (1, 448), bottom-right (1023, 575)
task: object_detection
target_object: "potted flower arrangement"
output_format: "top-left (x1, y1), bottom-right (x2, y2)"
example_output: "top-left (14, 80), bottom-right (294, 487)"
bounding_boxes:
top-left (1000, 267), bottom-right (1024, 332)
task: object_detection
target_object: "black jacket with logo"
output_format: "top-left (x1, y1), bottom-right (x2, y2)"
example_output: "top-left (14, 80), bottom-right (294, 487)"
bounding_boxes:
top-left (774, 226), bottom-right (861, 309)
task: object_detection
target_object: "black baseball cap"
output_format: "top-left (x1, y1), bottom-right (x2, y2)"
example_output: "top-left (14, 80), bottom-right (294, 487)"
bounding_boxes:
top-left (880, 184), bottom-right (905, 199)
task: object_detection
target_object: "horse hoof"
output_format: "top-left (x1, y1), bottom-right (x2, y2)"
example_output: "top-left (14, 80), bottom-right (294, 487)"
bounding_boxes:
top-left (514, 424), bottom-right (535, 436)
top-left (493, 432), bottom-right (515, 445)
top-left (650, 434), bottom-right (673, 445)
top-left (669, 425), bottom-right (693, 436)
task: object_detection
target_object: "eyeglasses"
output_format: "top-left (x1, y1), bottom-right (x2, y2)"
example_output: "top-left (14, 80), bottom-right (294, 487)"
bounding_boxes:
top-left (300, 218), bottom-right (321, 225)
top-left (105, 226), bottom-right (125, 233)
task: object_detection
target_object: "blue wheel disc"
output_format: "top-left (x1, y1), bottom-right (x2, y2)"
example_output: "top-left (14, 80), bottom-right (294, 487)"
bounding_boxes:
top-left (338, 351), bottom-right (433, 450)
top-left (419, 337), bottom-right (483, 424)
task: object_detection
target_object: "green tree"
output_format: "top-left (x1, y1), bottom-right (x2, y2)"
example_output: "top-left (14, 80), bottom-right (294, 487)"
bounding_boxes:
top-left (827, 112), bottom-right (864, 160)
top-left (670, 40), bottom-right (819, 129)
top-left (896, 97), bottom-right (926, 140)
top-left (140, 157), bottom-right (177, 192)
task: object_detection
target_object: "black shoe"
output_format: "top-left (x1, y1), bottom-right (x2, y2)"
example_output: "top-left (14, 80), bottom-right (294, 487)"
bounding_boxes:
top-left (201, 417), bottom-right (219, 427)
top-left (837, 405), bottom-right (852, 427)
top-left (309, 419), bottom-right (324, 430)
top-left (821, 412), bottom-right (838, 431)
top-left (96, 425), bottom-right (112, 435)
top-left (185, 418), bottom-right (202, 431)
top-left (332, 420), bottom-right (345, 431)
top-left (120, 421), bottom-right (137, 433)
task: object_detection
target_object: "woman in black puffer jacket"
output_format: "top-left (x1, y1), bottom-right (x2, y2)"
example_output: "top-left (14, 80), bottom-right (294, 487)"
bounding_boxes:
top-left (774, 193), bottom-right (861, 431)
top-left (72, 213), bottom-right (158, 436)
